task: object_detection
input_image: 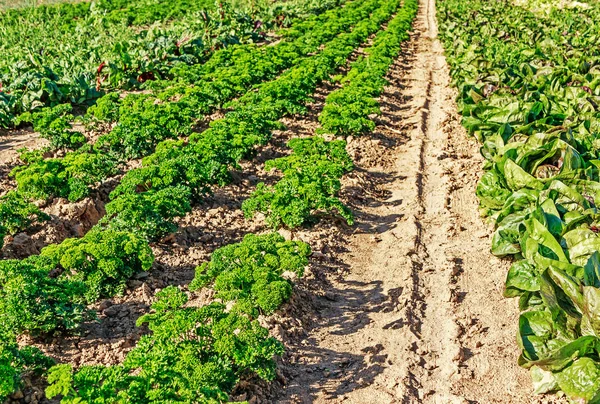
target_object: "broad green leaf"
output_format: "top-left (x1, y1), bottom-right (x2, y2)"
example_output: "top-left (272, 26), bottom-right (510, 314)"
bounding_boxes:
top-left (504, 159), bottom-right (545, 191)
top-left (555, 358), bottom-right (600, 403)
top-left (524, 218), bottom-right (567, 262)
top-left (505, 260), bottom-right (541, 297)
top-left (531, 366), bottom-right (559, 395)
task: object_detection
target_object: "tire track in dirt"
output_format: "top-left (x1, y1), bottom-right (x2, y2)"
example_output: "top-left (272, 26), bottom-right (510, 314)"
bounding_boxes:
top-left (273, 0), bottom-right (564, 402)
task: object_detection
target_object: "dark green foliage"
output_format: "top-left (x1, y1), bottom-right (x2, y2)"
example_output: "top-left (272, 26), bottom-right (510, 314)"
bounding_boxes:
top-left (0, 191), bottom-right (48, 249)
top-left (15, 104), bottom-right (86, 150)
top-left (40, 228), bottom-right (154, 302)
top-left (101, 185), bottom-right (192, 241)
top-left (243, 136), bottom-right (354, 228)
top-left (46, 287), bottom-right (284, 403)
top-left (0, 337), bottom-right (54, 402)
top-left (0, 255), bottom-right (87, 336)
top-left (190, 233), bottom-right (311, 316)
top-left (0, 92), bottom-right (15, 128)
top-left (94, 0), bottom-right (216, 25)
top-left (11, 150), bottom-right (118, 201)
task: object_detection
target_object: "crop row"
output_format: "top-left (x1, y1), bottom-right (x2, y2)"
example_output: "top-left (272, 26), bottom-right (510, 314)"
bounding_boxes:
top-left (42, 1), bottom-right (418, 401)
top-left (0, 0), bottom-right (341, 127)
top-left (318, 0), bottom-right (416, 136)
top-left (0, 0), bottom-right (379, 248)
top-left (243, 0), bottom-right (419, 229)
top-left (10, 0), bottom-right (381, 200)
top-left (0, 0), bottom-right (415, 400)
top-left (438, 0), bottom-right (600, 401)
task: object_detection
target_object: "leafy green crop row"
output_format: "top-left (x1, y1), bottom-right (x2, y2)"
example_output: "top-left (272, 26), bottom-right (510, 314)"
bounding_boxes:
top-left (319, 0), bottom-right (418, 136)
top-left (0, 0), bottom-right (402, 399)
top-left (243, 136), bottom-right (355, 228)
top-left (0, 228), bottom-right (153, 338)
top-left (438, 0), bottom-right (600, 401)
top-left (0, 341), bottom-right (54, 401)
top-left (0, 0), bottom-right (341, 127)
top-left (11, 0), bottom-right (381, 204)
top-left (45, 233), bottom-right (310, 403)
top-left (243, 1), bottom-right (418, 230)
top-left (0, 0), bottom-right (376, 259)
top-left (0, 0), bottom-right (390, 331)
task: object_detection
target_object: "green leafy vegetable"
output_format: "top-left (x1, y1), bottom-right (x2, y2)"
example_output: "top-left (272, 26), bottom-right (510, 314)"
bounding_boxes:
top-left (243, 136), bottom-right (355, 228)
top-left (190, 232), bottom-right (311, 316)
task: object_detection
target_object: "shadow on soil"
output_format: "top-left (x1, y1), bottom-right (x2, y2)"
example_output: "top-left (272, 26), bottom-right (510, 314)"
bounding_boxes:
top-left (268, 39), bottom-right (420, 404)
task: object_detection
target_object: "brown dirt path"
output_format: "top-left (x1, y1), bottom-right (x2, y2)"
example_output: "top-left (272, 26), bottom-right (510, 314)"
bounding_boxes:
top-left (273, 0), bottom-right (564, 402)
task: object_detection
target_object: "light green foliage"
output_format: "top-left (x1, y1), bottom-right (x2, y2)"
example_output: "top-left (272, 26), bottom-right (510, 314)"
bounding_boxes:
top-left (243, 136), bottom-right (354, 228)
top-left (240, 0), bottom-right (419, 228)
top-left (85, 92), bottom-right (120, 123)
top-left (86, 0), bottom-right (395, 239)
top-left (101, 185), bottom-right (192, 241)
top-left (95, 94), bottom-right (193, 159)
top-left (11, 150), bottom-right (118, 201)
top-left (110, 138), bottom-right (233, 201)
top-left (40, 228), bottom-right (154, 302)
top-left (0, 191), bottom-right (48, 249)
top-left (320, 86), bottom-right (380, 135)
top-left (438, 0), bottom-right (600, 400)
top-left (190, 233), bottom-right (311, 316)
top-left (2, 1), bottom-right (415, 399)
top-left (47, 287), bottom-right (284, 403)
top-left (15, 104), bottom-right (85, 149)
top-left (0, 255), bottom-right (87, 335)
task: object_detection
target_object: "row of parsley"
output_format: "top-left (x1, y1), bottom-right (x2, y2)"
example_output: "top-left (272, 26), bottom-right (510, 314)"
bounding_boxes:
top-left (243, 0), bottom-right (419, 229)
top-left (0, 0), bottom-right (341, 127)
top-left (0, 0), bottom-right (378, 251)
top-left (43, 1), bottom-right (419, 401)
top-left (438, 0), bottom-right (600, 401)
top-left (0, 0), bottom-right (405, 401)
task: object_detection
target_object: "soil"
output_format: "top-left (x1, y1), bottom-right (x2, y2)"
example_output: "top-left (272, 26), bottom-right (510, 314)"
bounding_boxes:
top-left (267, 0), bottom-right (566, 403)
top-left (0, 0), bottom-right (569, 403)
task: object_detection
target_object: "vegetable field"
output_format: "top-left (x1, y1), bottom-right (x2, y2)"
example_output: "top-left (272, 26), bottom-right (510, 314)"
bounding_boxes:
top-left (1, 0), bottom-right (599, 402)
